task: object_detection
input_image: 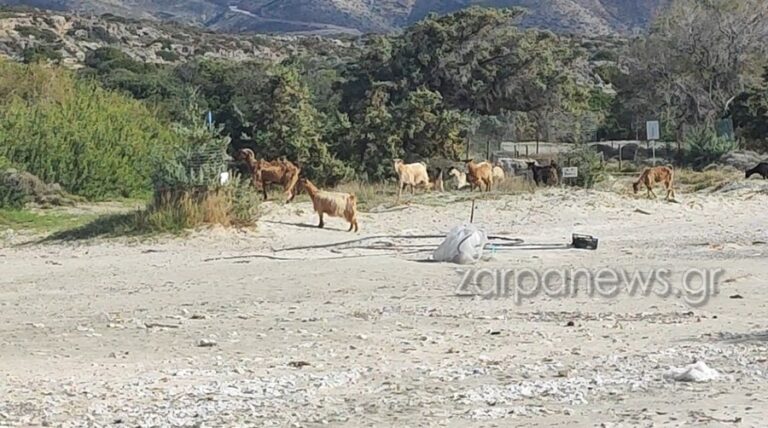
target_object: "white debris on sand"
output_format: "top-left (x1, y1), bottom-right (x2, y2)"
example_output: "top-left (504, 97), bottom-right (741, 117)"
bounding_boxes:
top-left (663, 361), bottom-right (720, 382)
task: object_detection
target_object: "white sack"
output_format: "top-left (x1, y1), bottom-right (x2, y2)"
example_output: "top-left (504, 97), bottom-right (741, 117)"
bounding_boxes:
top-left (432, 223), bottom-right (487, 265)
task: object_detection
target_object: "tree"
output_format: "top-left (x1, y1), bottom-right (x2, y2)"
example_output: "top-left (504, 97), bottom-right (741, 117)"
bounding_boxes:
top-left (621, 0), bottom-right (768, 137)
top-left (732, 67), bottom-right (768, 150)
top-left (394, 88), bottom-right (464, 160)
top-left (248, 65), bottom-right (351, 185)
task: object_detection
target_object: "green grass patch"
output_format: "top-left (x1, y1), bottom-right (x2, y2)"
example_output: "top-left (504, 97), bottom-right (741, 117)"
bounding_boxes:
top-left (0, 209), bottom-right (97, 233)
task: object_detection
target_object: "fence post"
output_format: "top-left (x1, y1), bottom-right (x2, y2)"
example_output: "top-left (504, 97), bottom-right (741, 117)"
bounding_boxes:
top-left (486, 140), bottom-right (491, 161)
top-left (525, 145), bottom-right (529, 157)
top-left (465, 137), bottom-right (470, 159)
top-left (618, 144), bottom-right (623, 170)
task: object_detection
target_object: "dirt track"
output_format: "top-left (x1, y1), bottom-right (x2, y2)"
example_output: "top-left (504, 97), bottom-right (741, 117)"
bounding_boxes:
top-left (2, 184), bottom-right (768, 427)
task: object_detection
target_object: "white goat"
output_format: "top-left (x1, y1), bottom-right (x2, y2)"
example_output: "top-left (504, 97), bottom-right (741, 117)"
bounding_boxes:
top-left (492, 165), bottom-right (505, 182)
top-left (393, 159), bottom-right (430, 200)
top-left (448, 167), bottom-right (469, 190)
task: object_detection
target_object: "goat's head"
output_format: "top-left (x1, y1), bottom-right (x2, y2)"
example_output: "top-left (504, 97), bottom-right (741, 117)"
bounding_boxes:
top-left (526, 161), bottom-right (536, 169)
top-left (295, 177), bottom-right (309, 193)
top-left (632, 181), bottom-right (640, 194)
top-left (237, 148), bottom-right (256, 162)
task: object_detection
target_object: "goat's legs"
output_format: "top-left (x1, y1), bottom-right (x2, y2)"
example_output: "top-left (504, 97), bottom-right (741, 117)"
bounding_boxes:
top-left (647, 186), bottom-right (657, 199)
top-left (665, 183), bottom-right (676, 200)
top-left (318, 212), bottom-right (325, 229)
top-left (285, 175), bottom-right (299, 203)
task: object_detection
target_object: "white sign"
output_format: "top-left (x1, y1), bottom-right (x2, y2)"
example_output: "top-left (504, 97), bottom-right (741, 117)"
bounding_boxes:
top-left (561, 167), bottom-right (578, 178)
top-left (219, 171), bottom-right (230, 185)
top-left (646, 120), bottom-right (660, 141)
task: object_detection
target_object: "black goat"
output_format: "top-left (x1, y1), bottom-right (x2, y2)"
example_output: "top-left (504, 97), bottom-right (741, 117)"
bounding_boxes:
top-left (527, 161), bottom-right (559, 186)
top-left (746, 162), bottom-right (768, 179)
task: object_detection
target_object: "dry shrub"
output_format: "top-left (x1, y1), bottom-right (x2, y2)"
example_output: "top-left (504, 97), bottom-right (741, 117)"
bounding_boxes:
top-left (675, 167), bottom-right (741, 192)
top-left (493, 176), bottom-right (535, 193)
top-left (136, 184), bottom-right (258, 232)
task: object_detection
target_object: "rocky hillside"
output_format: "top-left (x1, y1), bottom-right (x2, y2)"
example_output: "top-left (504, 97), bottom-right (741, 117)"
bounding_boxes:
top-left (2, 0), bottom-right (669, 36)
top-left (0, 9), bottom-right (352, 67)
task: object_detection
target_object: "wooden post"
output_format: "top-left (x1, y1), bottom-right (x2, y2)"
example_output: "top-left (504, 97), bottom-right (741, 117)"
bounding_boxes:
top-left (486, 140), bottom-right (491, 161)
top-left (470, 199), bottom-right (476, 223)
top-left (465, 137), bottom-right (471, 159)
top-left (618, 144), bottom-right (623, 170)
top-left (525, 145), bottom-right (529, 157)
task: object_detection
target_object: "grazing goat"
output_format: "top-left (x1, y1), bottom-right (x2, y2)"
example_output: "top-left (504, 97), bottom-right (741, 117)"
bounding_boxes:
top-left (746, 162), bottom-right (768, 179)
top-left (492, 164), bottom-right (505, 182)
top-left (427, 167), bottom-right (444, 192)
top-left (633, 166), bottom-right (676, 200)
top-left (297, 178), bottom-right (359, 232)
top-left (448, 167), bottom-right (470, 190)
top-left (465, 160), bottom-right (493, 192)
top-left (237, 149), bottom-right (300, 203)
top-left (527, 161), bottom-right (558, 186)
top-left (393, 159), bottom-right (431, 200)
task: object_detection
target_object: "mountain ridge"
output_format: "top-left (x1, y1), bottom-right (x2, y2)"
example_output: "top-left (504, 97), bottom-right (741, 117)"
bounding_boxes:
top-left (1, 0), bottom-right (669, 36)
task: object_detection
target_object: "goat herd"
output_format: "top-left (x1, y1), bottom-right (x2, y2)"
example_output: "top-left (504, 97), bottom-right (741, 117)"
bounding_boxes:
top-left (236, 148), bottom-right (768, 233)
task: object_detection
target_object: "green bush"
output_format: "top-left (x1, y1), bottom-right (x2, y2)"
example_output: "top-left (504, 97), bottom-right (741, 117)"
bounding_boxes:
top-left (21, 44), bottom-right (63, 64)
top-left (684, 126), bottom-right (740, 168)
top-left (144, 90), bottom-right (258, 231)
top-left (151, 102), bottom-right (231, 191)
top-left (561, 143), bottom-right (605, 188)
top-left (0, 60), bottom-right (181, 199)
top-left (157, 50), bottom-right (181, 62)
top-left (15, 25), bottom-right (59, 43)
top-left (0, 156), bottom-right (26, 208)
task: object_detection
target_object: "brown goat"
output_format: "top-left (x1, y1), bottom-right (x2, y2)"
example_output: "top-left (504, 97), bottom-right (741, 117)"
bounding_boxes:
top-left (465, 160), bottom-right (493, 192)
top-left (633, 166), bottom-right (676, 200)
top-left (297, 178), bottom-right (359, 232)
top-left (237, 148), bottom-right (300, 203)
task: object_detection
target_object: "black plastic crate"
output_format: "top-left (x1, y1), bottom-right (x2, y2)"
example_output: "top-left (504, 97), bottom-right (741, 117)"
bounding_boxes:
top-left (572, 234), bottom-right (598, 250)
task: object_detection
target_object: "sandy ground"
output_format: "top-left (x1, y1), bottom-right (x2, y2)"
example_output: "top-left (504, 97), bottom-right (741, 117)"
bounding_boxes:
top-left (2, 181), bottom-right (768, 427)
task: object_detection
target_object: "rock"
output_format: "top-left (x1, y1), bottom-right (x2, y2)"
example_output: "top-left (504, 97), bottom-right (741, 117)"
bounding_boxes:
top-left (720, 150), bottom-right (766, 171)
top-left (196, 339), bottom-right (217, 347)
top-left (663, 361), bottom-right (719, 382)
